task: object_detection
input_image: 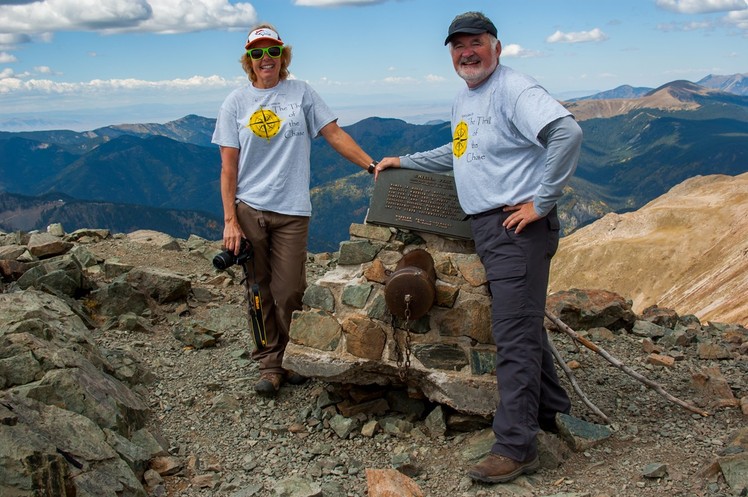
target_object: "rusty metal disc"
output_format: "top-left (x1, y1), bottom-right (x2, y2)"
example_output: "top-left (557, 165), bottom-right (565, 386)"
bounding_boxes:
top-left (384, 266), bottom-right (435, 320)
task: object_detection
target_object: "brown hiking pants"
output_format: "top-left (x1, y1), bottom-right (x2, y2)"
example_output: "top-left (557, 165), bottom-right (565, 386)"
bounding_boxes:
top-left (236, 201), bottom-right (309, 374)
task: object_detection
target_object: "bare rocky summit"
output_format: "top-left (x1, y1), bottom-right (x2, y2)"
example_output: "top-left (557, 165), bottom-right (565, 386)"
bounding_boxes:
top-left (82, 233), bottom-right (748, 496)
top-left (1, 183), bottom-right (747, 496)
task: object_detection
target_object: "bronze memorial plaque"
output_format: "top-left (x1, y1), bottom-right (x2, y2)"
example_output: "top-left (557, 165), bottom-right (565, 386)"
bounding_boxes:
top-left (366, 169), bottom-right (472, 240)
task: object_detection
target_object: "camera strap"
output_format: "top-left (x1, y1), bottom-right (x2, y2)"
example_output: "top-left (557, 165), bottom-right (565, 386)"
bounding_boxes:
top-left (241, 262), bottom-right (267, 350)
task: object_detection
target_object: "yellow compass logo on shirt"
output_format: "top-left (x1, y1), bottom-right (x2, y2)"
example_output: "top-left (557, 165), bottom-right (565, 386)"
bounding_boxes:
top-left (247, 107), bottom-right (283, 141)
top-left (453, 120), bottom-right (468, 158)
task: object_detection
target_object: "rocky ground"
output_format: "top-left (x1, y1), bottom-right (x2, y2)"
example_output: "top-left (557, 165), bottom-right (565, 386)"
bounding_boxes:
top-left (87, 235), bottom-right (746, 497)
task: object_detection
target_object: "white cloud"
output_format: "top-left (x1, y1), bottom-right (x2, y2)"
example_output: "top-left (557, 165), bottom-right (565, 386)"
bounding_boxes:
top-left (657, 20), bottom-right (715, 30)
top-left (725, 8), bottom-right (748, 29)
top-left (655, 0), bottom-right (748, 14)
top-left (0, 0), bottom-right (152, 33)
top-left (501, 43), bottom-right (543, 58)
top-left (34, 65), bottom-right (52, 74)
top-left (546, 28), bottom-right (608, 44)
top-left (382, 76), bottom-right (418, 84)
top-left (0, 74), bottom-right (239, 94)
top-left (0, 0), bottom-right (258, 35)
top-left (127, 0), bottom-right (258, 34)
top-left (312, 76), bottom-right (344, 87)
top-left (0, 51), bottom-right (18, 63)
top-left (293, 0), bottom-right (387, 6)
top-left (425, 74), bottom-right (445, 82)
top-left (0, 32), bottom-right (31, 50)
top-left (657, 6), bottom-right (748, 32)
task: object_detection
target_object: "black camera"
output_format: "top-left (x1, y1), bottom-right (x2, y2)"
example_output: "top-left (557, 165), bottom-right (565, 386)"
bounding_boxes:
top-left (213, 238), bottom-right (253, 270)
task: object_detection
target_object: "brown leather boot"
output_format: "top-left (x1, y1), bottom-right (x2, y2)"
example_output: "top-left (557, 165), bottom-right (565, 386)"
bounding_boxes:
top-left (255, 372), bottom-right (283, 397)
top-left (467, 453), bottom-right (540, 483)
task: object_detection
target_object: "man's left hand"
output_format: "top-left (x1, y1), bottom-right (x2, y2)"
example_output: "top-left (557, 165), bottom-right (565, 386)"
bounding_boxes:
top-left (502, 202), bottom-right (540, 234)
top-left (374, 157), bottom-right (400, 180)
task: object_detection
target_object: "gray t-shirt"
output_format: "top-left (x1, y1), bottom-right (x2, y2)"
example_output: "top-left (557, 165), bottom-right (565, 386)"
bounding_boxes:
top-left (212, 79), bottom-right (336, 216)
top-left (400, 65), bottom-right (574, 216)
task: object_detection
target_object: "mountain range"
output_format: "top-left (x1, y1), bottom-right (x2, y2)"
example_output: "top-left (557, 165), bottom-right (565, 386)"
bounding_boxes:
top-left (569, 72), bottom-right (747, 101)
top-left (0, 74), bottom-right (747, 253)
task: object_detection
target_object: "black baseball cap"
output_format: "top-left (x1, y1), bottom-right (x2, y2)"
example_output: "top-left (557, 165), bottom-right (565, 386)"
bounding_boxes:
top-left (444, 13), bottom-right (498, 45)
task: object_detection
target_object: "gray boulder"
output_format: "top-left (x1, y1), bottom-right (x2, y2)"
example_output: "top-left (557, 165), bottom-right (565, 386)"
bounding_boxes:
top-left (0, 290), bottom-right (162, 496)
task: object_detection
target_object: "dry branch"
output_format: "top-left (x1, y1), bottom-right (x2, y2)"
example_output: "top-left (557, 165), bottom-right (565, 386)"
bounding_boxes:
top-left (545, 310), bottom-right (710, 418)
top-left (546, 334), bottom-right (611, 424)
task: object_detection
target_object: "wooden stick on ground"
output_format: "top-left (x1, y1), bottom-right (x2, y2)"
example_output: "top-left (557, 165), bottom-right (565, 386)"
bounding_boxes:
top-left (545, 309), bottom-right (710, 418)
top-left (546, 334), bottom-right (611, 424)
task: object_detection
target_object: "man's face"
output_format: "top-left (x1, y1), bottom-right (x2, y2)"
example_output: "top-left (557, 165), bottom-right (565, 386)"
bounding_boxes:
top-left (449, 33), bottom-right (501, 88)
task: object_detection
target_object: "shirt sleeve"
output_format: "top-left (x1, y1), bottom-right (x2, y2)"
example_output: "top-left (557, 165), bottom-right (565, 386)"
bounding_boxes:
top-left (212, 98), bottom-right (240, 148)
top-left (534, 115), bottom-right (583, 217)
top-left (399, 143), bottom-right (454, 173)
top-left (512, 86), bottom-right (572, 147)
top-left (303, 84), bottom-right (337, 138)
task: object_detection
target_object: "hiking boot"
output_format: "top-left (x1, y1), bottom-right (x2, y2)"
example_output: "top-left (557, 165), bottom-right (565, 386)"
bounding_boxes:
top-left (467, 453), bottom-right (540, 483)
top-left (255, 372), bottom-right (283, 397)
top-left (285, 370), bottom-right (308, 386)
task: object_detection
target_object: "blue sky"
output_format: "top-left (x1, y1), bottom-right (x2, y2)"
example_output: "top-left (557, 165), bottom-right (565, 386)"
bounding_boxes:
top-left (0, 0), bottom-right (746, 131)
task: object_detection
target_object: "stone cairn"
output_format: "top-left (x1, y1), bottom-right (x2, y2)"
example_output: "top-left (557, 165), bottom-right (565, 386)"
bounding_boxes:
top-left (284, 222), bottom-right (501, 417)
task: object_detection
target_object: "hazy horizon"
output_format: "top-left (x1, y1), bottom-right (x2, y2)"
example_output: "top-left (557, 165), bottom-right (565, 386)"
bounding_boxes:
top-left (2, 0), bottom-right (747, 132)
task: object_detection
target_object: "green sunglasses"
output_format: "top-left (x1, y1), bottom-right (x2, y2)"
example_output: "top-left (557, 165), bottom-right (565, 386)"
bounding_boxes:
top-left (247, 46), bottom-right (283, 60)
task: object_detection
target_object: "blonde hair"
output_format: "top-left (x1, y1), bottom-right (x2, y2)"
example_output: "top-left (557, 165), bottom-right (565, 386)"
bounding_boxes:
top-left (240, 23), bottom-right (292, 83)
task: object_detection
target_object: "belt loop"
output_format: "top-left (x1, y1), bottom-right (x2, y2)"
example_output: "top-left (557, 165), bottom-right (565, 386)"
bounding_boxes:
top-left (258, 212), bottom-right (266, 230)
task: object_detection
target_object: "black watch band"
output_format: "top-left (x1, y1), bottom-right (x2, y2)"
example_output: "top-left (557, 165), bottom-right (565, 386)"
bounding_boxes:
top-left (367, 160), bottom-right (379, 174)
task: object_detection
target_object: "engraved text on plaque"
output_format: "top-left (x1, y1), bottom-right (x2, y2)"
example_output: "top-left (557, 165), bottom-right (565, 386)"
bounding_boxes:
top-left (366, 169), bottom-right (472, 240)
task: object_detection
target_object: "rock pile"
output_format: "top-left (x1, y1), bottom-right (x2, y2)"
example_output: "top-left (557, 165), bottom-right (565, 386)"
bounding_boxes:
top-left (286, 223), bottom-right (499, 417)
top-left (0, 228), bottom-right (183, 496)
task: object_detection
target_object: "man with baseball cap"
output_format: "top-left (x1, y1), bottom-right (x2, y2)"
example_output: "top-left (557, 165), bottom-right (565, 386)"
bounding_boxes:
top-left (376, 11), bottom-right (582, 484)
top-left (444, 12), bottom-right (497, 43)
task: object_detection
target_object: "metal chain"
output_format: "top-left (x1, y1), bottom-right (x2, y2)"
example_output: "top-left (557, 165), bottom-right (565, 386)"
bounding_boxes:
top-left (389, 295), bottom-right (414, 383)
top-left (393, 312), bottom-right (403, 374)
top-left (402, 296), bottom-right (412, 381)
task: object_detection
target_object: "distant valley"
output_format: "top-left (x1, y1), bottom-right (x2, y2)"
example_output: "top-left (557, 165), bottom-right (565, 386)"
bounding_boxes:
top-left (0, 74), bottom-right (746, 253)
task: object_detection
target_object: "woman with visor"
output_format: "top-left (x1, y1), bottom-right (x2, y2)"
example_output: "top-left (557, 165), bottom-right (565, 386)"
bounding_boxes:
top-left (212, 23), bottom-right (378, 397)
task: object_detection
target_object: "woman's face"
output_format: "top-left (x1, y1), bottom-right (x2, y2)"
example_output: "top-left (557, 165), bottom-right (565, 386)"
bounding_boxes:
top-left (249, 39), bottom-right (284, 89)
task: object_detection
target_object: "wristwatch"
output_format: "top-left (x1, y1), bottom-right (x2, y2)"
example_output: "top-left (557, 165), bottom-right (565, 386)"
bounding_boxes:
top-left (367, 160), bottom-right (379, 174)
